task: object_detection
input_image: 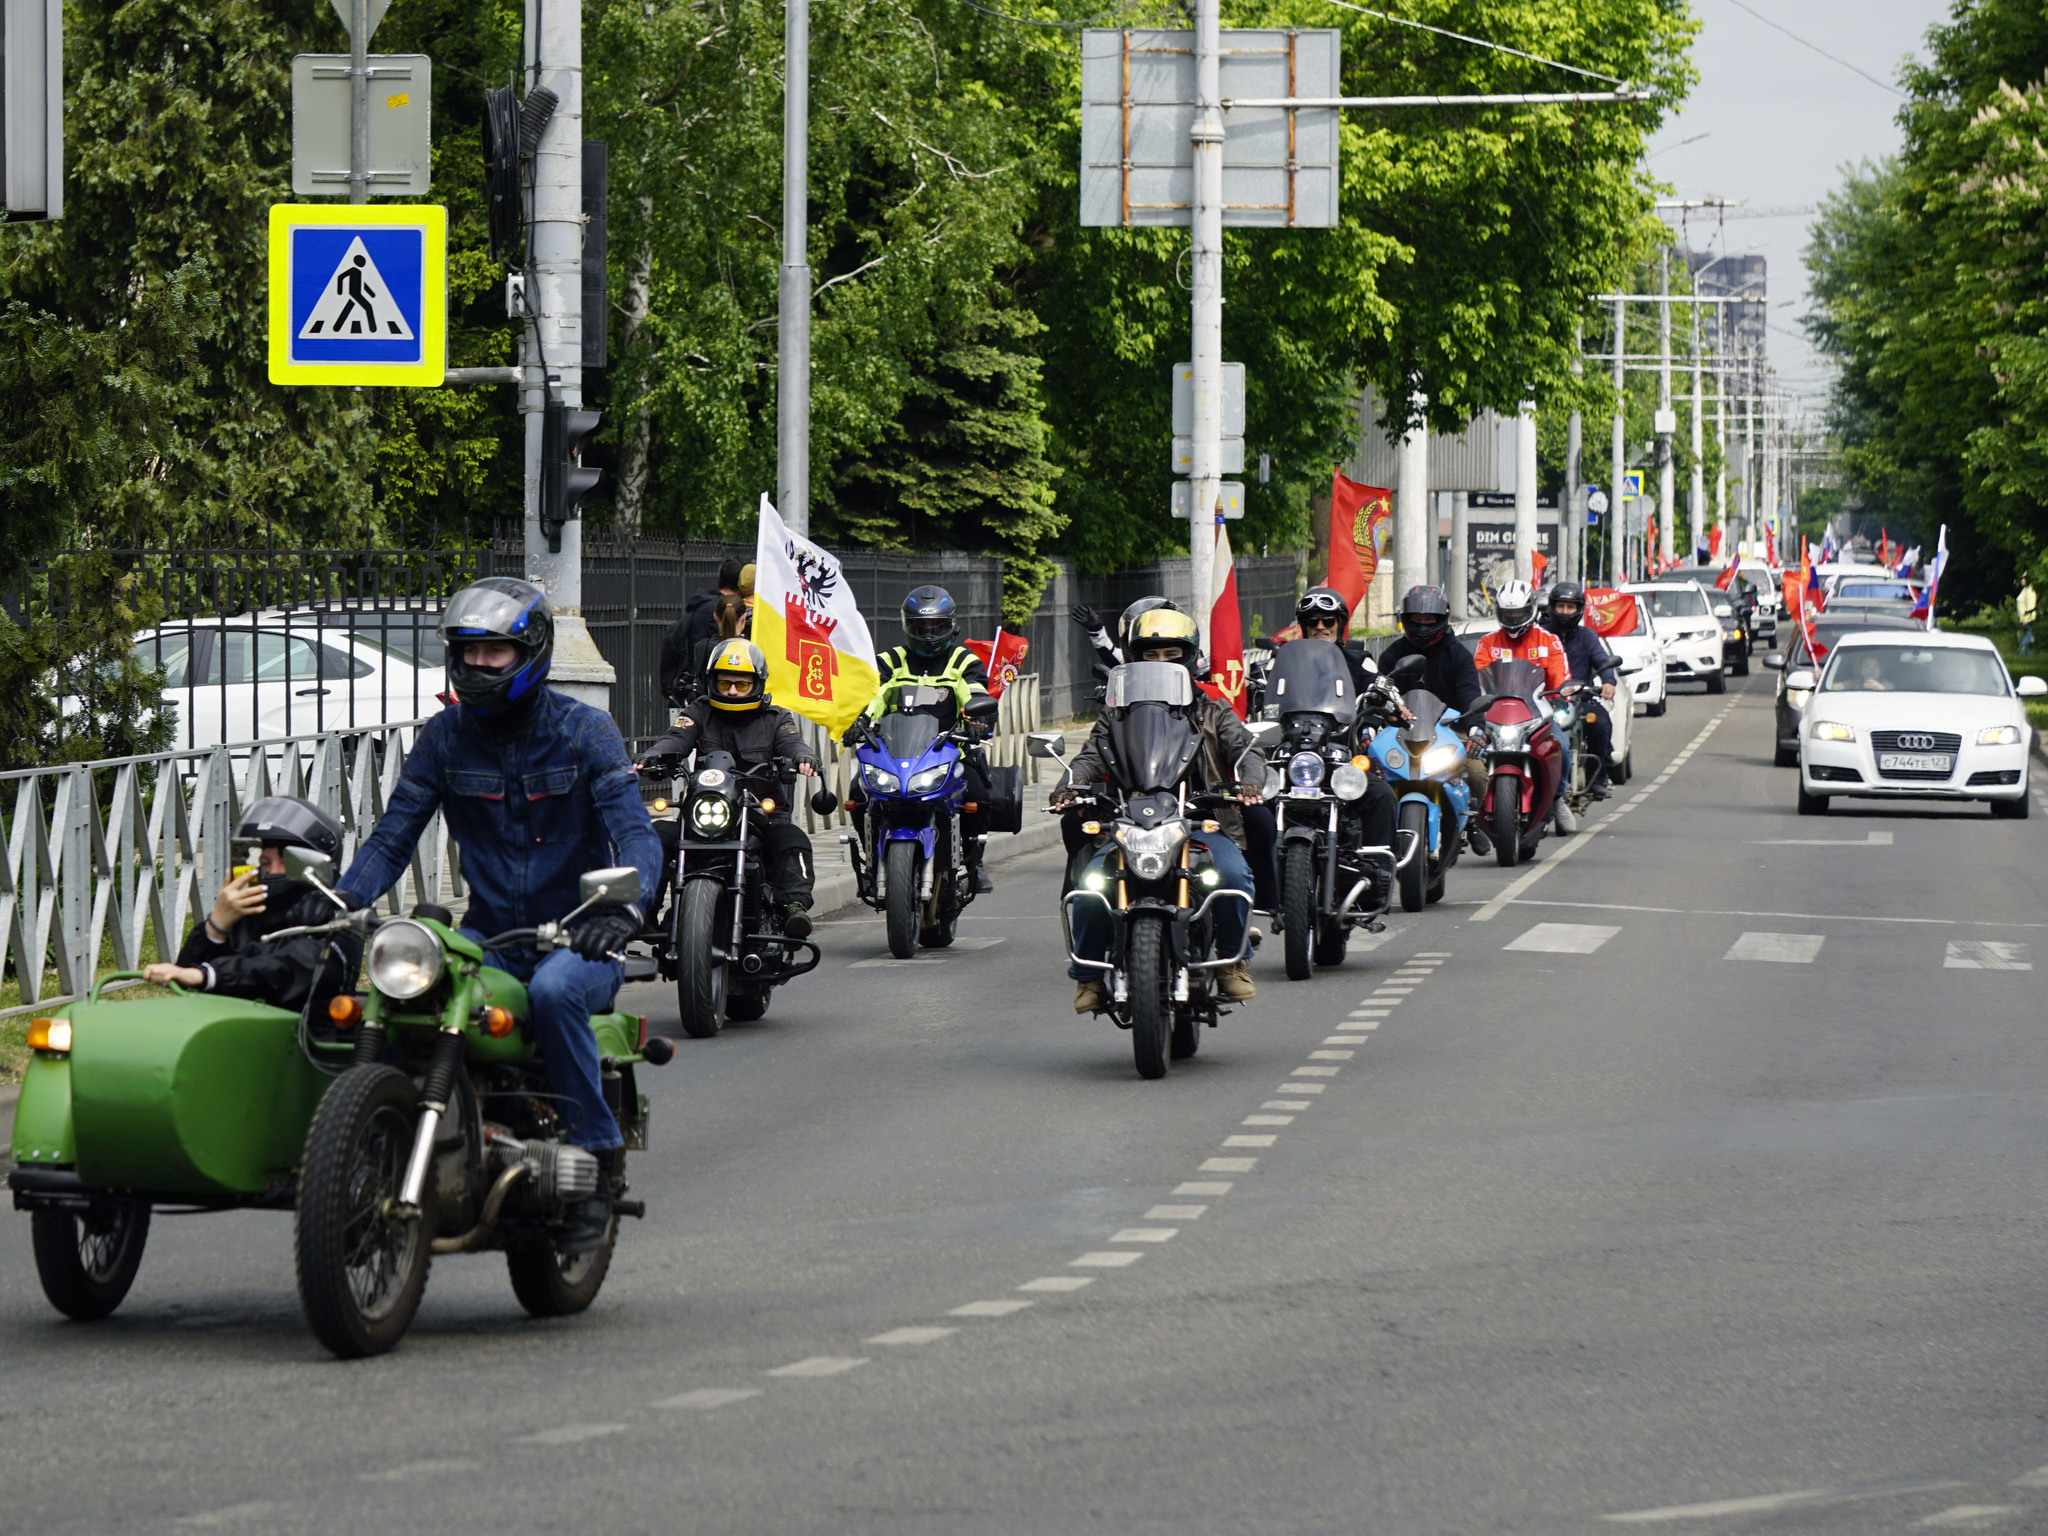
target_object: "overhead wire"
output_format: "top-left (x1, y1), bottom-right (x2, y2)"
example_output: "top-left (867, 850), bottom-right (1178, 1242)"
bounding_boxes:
top-left (1314, 0), bottom-right (1630, 86)
top-left (1718, 0), bottom-right (1904, 99)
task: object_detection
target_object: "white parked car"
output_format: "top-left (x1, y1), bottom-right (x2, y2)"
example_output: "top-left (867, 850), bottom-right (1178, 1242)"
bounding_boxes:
top-left (1597, 597), bottom-right (1668, 717)
top-left (1792, 630), bottom-right (2044, 818)
top-left (1623, 582), bottom-right (1725, 694)
top-left (125, 615), bottom-right (446, 753)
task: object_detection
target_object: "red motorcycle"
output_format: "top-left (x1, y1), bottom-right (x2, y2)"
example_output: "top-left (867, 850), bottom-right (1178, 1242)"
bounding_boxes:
top-left (1474, 658), bottom-right (1567, 868)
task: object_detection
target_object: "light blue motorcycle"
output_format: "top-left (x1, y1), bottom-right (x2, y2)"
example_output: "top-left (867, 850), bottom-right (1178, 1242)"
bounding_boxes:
top-left (1364, 658), bottom-right (1474, 912)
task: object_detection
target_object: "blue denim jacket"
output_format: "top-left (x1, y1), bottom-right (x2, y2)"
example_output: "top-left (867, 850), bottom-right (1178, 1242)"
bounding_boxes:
top-left (337, 690), bottom-right (661, 937)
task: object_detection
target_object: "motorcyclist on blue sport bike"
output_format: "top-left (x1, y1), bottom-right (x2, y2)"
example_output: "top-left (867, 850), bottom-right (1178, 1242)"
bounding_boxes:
top-left (310, 577), bottom-right (661, 1254)
top-left (851, 585), bottom-right (998, 893)
top-left (1053, 607), bottom-right (1264, 1012)
top-left (1543, 581), bottom-right (1619, 800)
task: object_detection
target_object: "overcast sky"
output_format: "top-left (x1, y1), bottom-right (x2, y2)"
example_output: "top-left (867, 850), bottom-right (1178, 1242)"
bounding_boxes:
top-left (1652, 0), bottom-right (1949, 412)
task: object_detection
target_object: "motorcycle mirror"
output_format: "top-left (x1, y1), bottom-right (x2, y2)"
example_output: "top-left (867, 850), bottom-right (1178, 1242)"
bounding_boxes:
top-left (579, 866), bottom-right (643, 908)
top-left (810, 787), bottom-right (840, 815)
top-left (964, 693), bottom-right (1000, 721)
top-left (1244, 720), bottom-right (1281, 749)
top-left (282, 846), bottom-right (334, 883)
top-left (1389, 653), bottom-right (1428, 681)
top-left (1026, 731), bottom-right (1067, 760)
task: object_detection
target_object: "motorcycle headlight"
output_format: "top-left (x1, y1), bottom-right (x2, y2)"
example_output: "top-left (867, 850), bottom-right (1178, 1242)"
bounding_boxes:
top-left (907, 765), bottom-right (950, 794)
top-left (367, 919), bottom-right (444, 1001)
top-left (1288, 751), bottom-right (1325, 789)
top-left (1116, 821), bottom-right (1189, 882)
top-left (864, 765), bottom-right (901, 793)
top-left (1420, 744), bottom-right (1461, 777)
top-left (1330, 764), bottom-right (1368, 801)
top-left (1553, 708), bottom-right (1573, 726)
top-left (1494, 722), bottom-right (1527, 750)
top-left (689, 795), bottom-right (734, 833)
top-left (1979, 725), bottom-right (2022, 746)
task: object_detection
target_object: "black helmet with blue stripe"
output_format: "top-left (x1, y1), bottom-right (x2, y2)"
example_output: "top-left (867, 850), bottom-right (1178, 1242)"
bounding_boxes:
top-left (440, 576), bottom-right (553, 715)
top-left (902, 585), bottom-right (960, 661)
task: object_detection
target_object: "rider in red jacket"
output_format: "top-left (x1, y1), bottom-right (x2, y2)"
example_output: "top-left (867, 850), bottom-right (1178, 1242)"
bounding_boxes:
top-left (1471, 580), bottom-right (1570, 691)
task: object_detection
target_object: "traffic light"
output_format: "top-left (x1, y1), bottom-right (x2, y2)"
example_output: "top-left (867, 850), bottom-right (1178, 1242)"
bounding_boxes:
top-left (541, 399), bottom-right (602, 552)
top-left (3, 0), bottom-right (63, 222)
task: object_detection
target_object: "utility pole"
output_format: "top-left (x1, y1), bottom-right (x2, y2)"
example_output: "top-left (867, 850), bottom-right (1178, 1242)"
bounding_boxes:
top-left (1566, 324), bottom-right (1583, 585)
top-left (1714, 332), bottom-right (1728, 553)
top-left (1514, 402), bottom-right (1538, 583)
top-left (522, 0), bottom-right (611, 706)
top-left (348, 0), bottom-right (369, 204)
top-left (1449, 491), bottom-right (1470, 618)
top-left (778, 0), bottom-right (811, 535)
top-left (1187, 0), bottom-right (1224, 650)
top-left (1610, 295), bottom-right (1625, 588)
top-left (1657, 249), bottom-right (1675, 571)
top-left (1395, 394), bottom-right (1429, 600)
top-left (1689, 280), bottom-right (1704, 563)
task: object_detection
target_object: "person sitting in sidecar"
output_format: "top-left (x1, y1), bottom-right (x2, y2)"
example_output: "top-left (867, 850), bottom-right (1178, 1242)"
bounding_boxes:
top-left (142, 796), bottom-right (361, 1014)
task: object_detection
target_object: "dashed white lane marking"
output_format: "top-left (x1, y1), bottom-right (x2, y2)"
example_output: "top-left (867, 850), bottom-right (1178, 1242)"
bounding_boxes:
top-left (1147, 1204), bottom-right (1208, 1219)
top-left (867, 1326), bottom-right (957, 1345)
top-left (515, 1423), bottom-right (630, 1444)
top-left (1291, 1066), bottom-right (1340, 1078)
top-left (1263, 1100), bottom-right (1312, 1111)
top-left (1505, 922), bottom-right (1621, 955)
top-left (649, 1388), bottom-right (763, 1411)
top-left (1277, 1082), bottom-right (1324, 1093)
top-left (943, 936), bottom-right (1009, 950)
top-left (1202, 1156), bottom-right (1258, 1171)
top-left (951, 1299), bottom-right (1034, 1317)
top-left (1308, 1049), bottom-right (1354, 1060)
top-left (1511, 896), bottom-right (2048, 929)
top-left (1176, 1180), bottom-right (1234, 1195)
top-left (1726, 931), bottom-right (1826, 964)
top-left (1019, 1276), bottom-right (1094, 1292)
top-left (1071, 1251), bottom-right (1143, 1267)
top-left (1110, 1227), bottom-right (1178, 1242)
top-left (1414, 950), bottom-right (1453, 956)
top-left (1223, 1134), bottom-right (1278, 1147)
top-left (2010, 1465), bottom-right (2048, 1488)
top-left (1602, 1477), bottom-right (1965, 1523)
top-left (848, 957), bottom-right (946, 968)
top-left (1242, 1114), bottom-right (1295, 1125)
top-left (359, 1461), bottom-right (480, 1482)
top-left (1371, 986), bottom-right (1415, 995)
top-left (1752, 830), bottom-right (1893, 846)
top-left (1918, 1507), bottom-right (2023, 1527)
top-left (1323, 1035), bottom-right (1366, 1044)
top-left (174, 1503), bottom-right (288, 1527)
top-left (1474, 697), bottom-right (1741, 923)
top-left (1947, 940), bottom-right (2032, 970)
top-left (767, 1356), bottom-right (868, 1378)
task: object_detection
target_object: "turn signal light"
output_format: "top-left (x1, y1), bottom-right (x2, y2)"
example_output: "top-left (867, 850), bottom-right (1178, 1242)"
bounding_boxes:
top-left (963, 801), bottom-right (979, 814)
top-left (1351, 755), bottom-right (1370, 770)
top-left (1082, 821), bottom-right (1102, 835)
top-left (844, 799), bottom-right (859, 813)
top-left (760, 798), bottom-right (777, 814)
top-left (327, 995), bottom-right (363, 1028)
top-left (1202, 818), bottom-right (1220, 832)
top-left (482, 1005), bottom-right (516, 1039)
top-left (26, 1017), bottom-right (70, 1054)
top-left (651, 798), bottom-right (669, 812)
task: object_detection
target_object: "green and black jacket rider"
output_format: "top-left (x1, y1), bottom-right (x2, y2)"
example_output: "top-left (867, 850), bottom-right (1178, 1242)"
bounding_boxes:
top-left (864, 645), bottom-right (992, 723)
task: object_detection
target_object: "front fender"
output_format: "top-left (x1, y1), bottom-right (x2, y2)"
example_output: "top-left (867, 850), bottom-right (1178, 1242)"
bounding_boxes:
top-left (881, 823), bottom-right (938, 859)
top-left (10, 1050), bottom-right (75, 1167)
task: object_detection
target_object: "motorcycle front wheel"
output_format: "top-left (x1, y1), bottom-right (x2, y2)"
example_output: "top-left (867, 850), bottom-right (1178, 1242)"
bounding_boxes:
top-left (884, 841), bottom-right (921, 960)
top-left (1491, 776), bottom-right (1522, 868)
top-left (1396, 802), bottom-right (1430, 913)
top-left (31, 1204), bottom-right (150, 1321)
top-left (1127, 917), bottom-right (1173, 1080)
top-left (1281, 841), bottom-right (1316, 981)
top-left (295, 1065), bottom-right (430, 1359)
top-left (678, 880), bottom-right (728, 1038)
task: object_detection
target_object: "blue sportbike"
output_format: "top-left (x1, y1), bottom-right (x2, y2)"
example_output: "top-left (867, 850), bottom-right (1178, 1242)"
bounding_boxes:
top-left (1365, 656), bottom-right (1475, 912)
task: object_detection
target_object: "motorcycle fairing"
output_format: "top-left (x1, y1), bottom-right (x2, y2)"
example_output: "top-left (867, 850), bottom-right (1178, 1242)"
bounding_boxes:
top-left (1104, 703), bottom-right (1201, 796)
top-left (1267, 640), bottom-right (1358, 727)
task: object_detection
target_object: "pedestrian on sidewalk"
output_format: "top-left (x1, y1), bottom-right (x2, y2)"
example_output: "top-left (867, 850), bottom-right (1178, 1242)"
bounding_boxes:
top-left (2019, 579), bottom-right (2038, 655)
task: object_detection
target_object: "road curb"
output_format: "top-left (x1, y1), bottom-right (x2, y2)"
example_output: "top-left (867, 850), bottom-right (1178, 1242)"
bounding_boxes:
top-left (812, 814), bottom-right (1066, 919)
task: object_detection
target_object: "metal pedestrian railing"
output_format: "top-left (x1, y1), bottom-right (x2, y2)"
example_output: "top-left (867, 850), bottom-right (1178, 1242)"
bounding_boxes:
top-left (1, 721), bottom-right (457, 1012)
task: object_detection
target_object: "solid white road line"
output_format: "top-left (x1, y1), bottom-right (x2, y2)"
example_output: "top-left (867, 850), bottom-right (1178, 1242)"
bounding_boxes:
top-left (1602, 1478), bottom-right (1964, 1522)
top-left (943, 936), bottom-right (1009, 949)
top-left (848, 957), bottom-right (947, 969)
top-left (1752, 830), bottom-right (1893, 846)
top-left (866, 1326), bottom-right (957, 1345)
top-left (1725, 931), bottom-right (1826, 964)
top-left (1146, 1204), bottom-right (1208, 1219)
top-left (1508, 897), bottom-right (2048, 929)
top-left (1505, 922), bottom-right (1621, 955)
top-left (950, 1299), bottom-right (1034, 1316)
top-left (1176, 1180), bottom-right (1234, 1194)
top-left (767, 1357), bottom-right (868, 1378)
top-left (1018, 1276), bottom-right (1095, 1292)
top-left (1946, 940), bottom-right (2032, 970)
top-left (649, 1388), bottom-right (763, 1410)
top-left (1070, 1251), bottom-right (1143, 1267)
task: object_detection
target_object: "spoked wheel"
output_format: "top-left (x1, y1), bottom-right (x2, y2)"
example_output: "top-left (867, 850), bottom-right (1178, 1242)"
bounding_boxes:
top-left (508, 1157), bottom-right (619, 1318)
top-left (295, 1065), bottom-right (430, 1359)
top-left (884, 842), bottom-right (920, 960)
top-left (1396, 802), bottom-right (1429, 913)
top-left (1281, 841), bottom-right (1316, 981)
top-left (1127, 918), bottom-right (1173, 1080)
top-left (1491, 777), bottom-right (1522, 868)
top-left (31, 1204), bottom-right (150, 1321)
top-left (677, 880), bottom-right (728, 1038)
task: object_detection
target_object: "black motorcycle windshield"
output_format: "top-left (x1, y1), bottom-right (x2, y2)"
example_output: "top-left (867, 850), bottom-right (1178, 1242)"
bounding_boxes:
top-left (1106, 703), bottom-right (1201, 794)
top-left (1400, 687), bottom-right (1448, 742)
top-left (876, 711), bottom-right (942, 759)
top-left (1267, 640), bottom-right (1356, 725)
top-left (1478, 657), bottom-right (1549, 705)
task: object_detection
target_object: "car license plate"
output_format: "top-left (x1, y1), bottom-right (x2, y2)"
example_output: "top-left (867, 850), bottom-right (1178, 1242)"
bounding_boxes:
top-left (1878, 752), bottom-right (1954, 773)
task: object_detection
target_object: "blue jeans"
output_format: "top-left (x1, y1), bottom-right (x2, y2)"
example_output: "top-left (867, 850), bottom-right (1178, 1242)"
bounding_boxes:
top-left (463, 931), bottom-right (625, 1152)
top-left (1067, 833), bottom-right (1254, 979)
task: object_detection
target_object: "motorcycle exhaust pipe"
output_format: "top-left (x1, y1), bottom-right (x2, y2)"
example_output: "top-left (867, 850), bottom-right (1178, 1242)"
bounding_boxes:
top-left (430, 1162), bottom-right (531, 1255)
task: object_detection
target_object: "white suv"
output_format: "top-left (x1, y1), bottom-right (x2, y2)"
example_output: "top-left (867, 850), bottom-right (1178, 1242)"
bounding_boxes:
top-left (1623, 582), bottom-right (1725, 695)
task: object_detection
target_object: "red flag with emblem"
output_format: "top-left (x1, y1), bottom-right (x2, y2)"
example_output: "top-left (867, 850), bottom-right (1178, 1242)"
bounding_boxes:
top-left (963, 629), bottom-right (1030, 699)
top-left (1584, 588), bottom-right (1639, 638)
top-left (1715, 561), bottom-right (1739, 592)
top-left (1327, 470), bottom-right (1393, 616)
top-left (1209, 522), bottom-right (1248, 718)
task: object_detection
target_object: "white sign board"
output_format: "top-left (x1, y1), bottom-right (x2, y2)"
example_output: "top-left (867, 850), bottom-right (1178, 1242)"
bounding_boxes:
top-left (1172, 482), bottom-right (1246, 520)
top-left (292, 54), bottom-right (432, 197)
top-left (1080, 29), bottom-right (1340, 228)
top-left (1170, 362), bottom-right (1246, 437)
top-left (2, 0), bottom-right (62, 220)
top-left (1171, 436), bottom-right (1245, 475)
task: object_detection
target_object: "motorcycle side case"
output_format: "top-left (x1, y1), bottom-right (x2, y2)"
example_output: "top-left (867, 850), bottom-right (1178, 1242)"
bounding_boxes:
top-left (55, 992), bottom-right (332, 1198)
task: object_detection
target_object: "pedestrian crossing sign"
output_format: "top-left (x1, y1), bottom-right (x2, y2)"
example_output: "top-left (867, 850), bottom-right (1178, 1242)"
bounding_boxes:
top-left (267, 203), bottom-right (446, 385)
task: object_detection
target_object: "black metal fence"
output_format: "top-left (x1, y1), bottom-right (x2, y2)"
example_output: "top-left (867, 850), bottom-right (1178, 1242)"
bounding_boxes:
top-left (13, 536), bottom-right (1304, 747)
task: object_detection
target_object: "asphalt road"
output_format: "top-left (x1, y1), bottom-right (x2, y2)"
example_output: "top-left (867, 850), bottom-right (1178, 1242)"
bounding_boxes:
top-left (8, 675), bottom-right (2048, 1535)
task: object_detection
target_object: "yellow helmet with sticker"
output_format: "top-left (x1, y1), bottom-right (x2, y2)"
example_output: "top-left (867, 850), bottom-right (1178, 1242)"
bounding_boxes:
top-left (705, 639), bottom-right (769, 712)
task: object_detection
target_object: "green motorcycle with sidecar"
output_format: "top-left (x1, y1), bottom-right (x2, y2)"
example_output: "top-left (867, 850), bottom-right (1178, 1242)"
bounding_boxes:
top-left (7, 851), bottom-right (673, 1358)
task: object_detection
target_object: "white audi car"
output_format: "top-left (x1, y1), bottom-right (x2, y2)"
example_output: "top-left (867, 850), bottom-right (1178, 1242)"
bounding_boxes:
top-left (1793, 630), bottom-right (2044, 817)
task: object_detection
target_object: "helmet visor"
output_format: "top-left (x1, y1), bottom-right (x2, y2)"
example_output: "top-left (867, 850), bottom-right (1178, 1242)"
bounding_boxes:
top-left (442, 585), bottom-right (542, 640)
top-left (907, 616), bottom-right (953, 641)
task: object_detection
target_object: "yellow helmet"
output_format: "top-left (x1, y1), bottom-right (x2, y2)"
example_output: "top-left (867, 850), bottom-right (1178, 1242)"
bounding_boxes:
top-left (1128, 606), bottom-right (1199, 667)
top-left (705, 639), bottom-right (769, 712)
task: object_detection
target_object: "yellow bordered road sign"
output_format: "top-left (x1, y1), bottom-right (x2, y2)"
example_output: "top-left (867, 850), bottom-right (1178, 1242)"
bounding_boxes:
top-left (267, 204), bottom-right (446, 386)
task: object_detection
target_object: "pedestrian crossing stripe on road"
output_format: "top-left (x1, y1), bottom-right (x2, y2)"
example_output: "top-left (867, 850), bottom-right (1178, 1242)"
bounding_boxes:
top-left (1503, 923), bottom-right (1621, 955)
top-left (1499, 923), bottom-right (2031, 972)
top-left (1945, 940), bottom-right (2032, 970)
top-left (1725, 932), bottom-right (1826, 964)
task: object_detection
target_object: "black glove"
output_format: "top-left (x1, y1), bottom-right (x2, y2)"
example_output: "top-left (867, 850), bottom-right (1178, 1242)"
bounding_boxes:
top-left (1070, 603), bottom-right (1102, 632)
top-left (285, 886), bottom-right (358, 928)
top-left (839, 719), bottom-right (871, 748)
top-left (571, 909), bottom-right (642, 962)
top-left (639, 753), bottom-right (681, 777)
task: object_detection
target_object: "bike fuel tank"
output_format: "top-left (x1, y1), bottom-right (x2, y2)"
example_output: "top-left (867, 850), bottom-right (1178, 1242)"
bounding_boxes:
top-left (65, 992), bottom-right (332, 1197)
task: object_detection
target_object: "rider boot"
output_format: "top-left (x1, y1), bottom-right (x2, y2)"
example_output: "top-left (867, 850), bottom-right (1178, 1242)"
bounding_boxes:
top-left (968, 835), bottom-right (994, 894)
top-left (559, 1149), bottom-right (617, 1255)
top-left (1217, 963), bottom-right (1256, 1000)
top-left (1466, 820), bottom-right (1492, 855)
top-left (1074, 978), bottom-right (1105, 1013)
top-left (782, 900), bottom-right (813, 941)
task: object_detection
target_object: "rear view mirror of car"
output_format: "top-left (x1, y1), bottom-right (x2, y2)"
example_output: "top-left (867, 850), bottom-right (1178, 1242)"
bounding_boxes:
top-left (1714, 603), bottom-right (1734, 617)
top-left (1784, 669), bottom-right (1817, 692)
top-left (1763, 653), bottom-right (1785, 670)
top-left (2019, 675), bottom-right (2048, 698)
